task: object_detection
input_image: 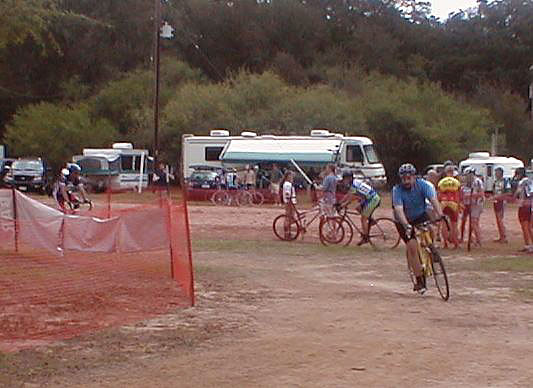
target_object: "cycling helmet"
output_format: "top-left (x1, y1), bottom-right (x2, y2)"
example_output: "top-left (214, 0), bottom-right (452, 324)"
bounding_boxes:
top-left (464, 167), bottom-right (475, 175)
top-left (67, 163), bottom-right (81, 174)
top-left (342, 171), bottom-right (353, 179)
top-left (398, 163), bottom-right (416, 177)
top-left (443, 160), bottom-right (455, 168)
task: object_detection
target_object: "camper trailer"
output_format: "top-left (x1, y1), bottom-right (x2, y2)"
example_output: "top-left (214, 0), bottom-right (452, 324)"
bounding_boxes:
top-left (73, 143), bottom-right (152, 192)
top-left (459, 152), bottom-right (524, 192)
top-left (182, 129), bottom-right (387, 188)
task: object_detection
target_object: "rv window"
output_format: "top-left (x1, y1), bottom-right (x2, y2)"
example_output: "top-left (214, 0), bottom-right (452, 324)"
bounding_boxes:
top-left (79, 158), bottom-right (102, 171)
top-left (486, 165), bottom-right (492, 177)
top-left (346, 145), bottom-right (364, 163)
top-left (109, 159), bottom-right (120, 172)
top-left (134, 155), bottom-right (148, 171)
top-left (363, 145), bottom-right (380, 164)
top-left (205, 147), bottom-right (224, 161)
top-left (122, 155), bottom-right (134, 171)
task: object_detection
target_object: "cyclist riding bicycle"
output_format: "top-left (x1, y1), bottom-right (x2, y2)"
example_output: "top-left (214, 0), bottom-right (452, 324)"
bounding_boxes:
top-left (392, 163), bottom-right (444, 294)
top-left (337, 171), bottom-right (381, 246)
top-left (53, 163), bottom-right (90, 212)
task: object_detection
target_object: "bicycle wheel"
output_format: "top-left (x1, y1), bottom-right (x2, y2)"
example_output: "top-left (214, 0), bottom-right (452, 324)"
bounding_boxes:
top-left (237, 191), bottom-right (253, 206)
top-left (251, 191), bottom-right (264, 206)
top-left (211, 190), bottom-right (229, 206)
top-left (368, 218), bottom-right (401, 250)
top-left (273, 214), bottom-right (300, 241)
top-left (430, 247), bottom-right (450, 301)
top-left (319, 217), bottom-right (345, 246)
top-left (341, 218), bottom-right (354, 246)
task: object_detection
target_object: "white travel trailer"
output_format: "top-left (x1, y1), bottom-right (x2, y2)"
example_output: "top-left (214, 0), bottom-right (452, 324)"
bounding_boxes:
top-left (73, 143), bottom-right (152, 192)
top-left (459, 152), bottom-right (524, 192)
top-left (182, 129), bottom-right (387, 187)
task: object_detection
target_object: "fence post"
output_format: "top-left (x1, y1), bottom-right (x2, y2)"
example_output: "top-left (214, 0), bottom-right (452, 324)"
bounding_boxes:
top-left (12, 187), bottom-right (18, 252)
top-left (181, 181), bottom-right (195, 306)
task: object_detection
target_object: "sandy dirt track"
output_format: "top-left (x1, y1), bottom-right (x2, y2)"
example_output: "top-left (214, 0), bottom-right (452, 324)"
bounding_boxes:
top-left (2, 201), bottom-right (533, 387)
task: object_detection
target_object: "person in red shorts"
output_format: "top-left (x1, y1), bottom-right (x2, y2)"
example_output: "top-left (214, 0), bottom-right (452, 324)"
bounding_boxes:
top-left (513, 168), bottom-right (532, 253)
top-left (437, 165), bottom-right (461, 249)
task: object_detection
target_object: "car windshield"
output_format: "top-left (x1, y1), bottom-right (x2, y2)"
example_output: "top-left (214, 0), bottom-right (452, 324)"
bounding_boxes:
top-left (363, 145), bottom-right (380, 164)
top-left (191, 172), bottom-right (216, 180)
top-left (12, 160), bottom-right (43, 171)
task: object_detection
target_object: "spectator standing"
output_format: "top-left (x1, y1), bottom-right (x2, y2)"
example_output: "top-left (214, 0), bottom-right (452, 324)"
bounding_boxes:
top-left (320, 164), bottom-right (338, 215)
top-left (491, 166), bottom-right (511, 243)
top-left (244, 165), bottom-right (256, 190)
top-left (513, 168), bottom-right (532, 252)
top-left (282, 171), bottom-right (297, 239)
top-left (462, 168), bottom-right (485, 247)
top-left (270, 164), bottom-right (283, 205)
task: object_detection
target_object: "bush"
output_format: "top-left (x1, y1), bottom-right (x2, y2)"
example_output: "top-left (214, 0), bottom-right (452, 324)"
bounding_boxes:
top-left (5, 102), bottom-right (117, 172)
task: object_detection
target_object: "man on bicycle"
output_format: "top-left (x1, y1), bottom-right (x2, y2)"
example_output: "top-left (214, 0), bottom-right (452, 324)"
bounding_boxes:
top-left (392, 163), bottom-right (444, 294)
top-left (53, 163), bottom-right (90, 212)
top-left (338, 171), bottom-right (381, 246)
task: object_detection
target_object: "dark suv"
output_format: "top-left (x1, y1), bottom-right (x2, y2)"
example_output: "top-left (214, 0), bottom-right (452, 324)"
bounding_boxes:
top-left (3, 158), bottom-right (51, 194)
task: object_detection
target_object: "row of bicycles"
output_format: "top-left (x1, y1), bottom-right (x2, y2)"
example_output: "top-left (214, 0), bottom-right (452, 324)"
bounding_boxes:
top-left (210, 187), bottom-right (265, 207)
top-left (272, 202), bottom-right (400, 249)
top-left (272, 202), bottom-right (450, 301)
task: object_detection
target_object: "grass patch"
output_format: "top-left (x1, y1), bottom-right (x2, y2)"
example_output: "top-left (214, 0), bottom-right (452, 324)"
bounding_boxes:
top-left (459, 256), bottom-right (533, 273)
top-left (192, 238), bottom-right (381, 259)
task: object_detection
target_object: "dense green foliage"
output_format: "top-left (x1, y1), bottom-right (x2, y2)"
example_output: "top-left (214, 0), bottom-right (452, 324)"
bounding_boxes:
top-left (1, 0), bottom-right (532, 175)
top-left (4, 103), bottom-right (117, 171)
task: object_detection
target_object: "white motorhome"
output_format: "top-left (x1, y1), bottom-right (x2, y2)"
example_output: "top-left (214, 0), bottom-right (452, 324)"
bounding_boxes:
top-left (73, 143), bottom-right (152, 192)
top-left (459, 152), bottom-right (524, 192)
top-left (182, 129), bottom-right (387, 187)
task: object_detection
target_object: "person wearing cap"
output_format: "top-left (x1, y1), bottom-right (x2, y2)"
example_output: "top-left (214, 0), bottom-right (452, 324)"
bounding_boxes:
top-left (490, 166), bottom-right (511, 243)
top-left (461, 167), bottom-right (484, 247)
top-left (437, 165), bottom-right (461, 248)
top-left (512, 167), bottom-right (532, 252)
top-left (338, 171), bottom-right (381, 246)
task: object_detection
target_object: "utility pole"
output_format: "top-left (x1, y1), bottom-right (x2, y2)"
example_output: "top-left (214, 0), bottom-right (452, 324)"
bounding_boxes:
top-left (153, 0), bottom-right (161, 166)
top-left (529, 65), bottom-right (533, 121)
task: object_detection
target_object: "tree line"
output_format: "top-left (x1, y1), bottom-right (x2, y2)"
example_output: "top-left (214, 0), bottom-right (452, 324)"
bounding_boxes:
top-left (1, 0), bottom-right (532, 174)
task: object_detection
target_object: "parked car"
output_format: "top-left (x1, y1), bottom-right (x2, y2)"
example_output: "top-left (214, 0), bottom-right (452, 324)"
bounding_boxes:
top-left (3, 158), bottom-right (51, 194)
top-left (187, 170), bottom-right (220, 189)
top-left (0, 158), bottom-right (15, 187)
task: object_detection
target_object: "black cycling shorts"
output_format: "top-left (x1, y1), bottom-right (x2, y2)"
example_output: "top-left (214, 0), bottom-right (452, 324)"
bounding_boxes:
top-left (396, 213), bottom-right (429, 243)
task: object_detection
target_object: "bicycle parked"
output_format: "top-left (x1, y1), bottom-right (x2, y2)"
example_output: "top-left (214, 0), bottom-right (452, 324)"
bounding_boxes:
top-left (272, 200), bottom-right (344, 244)
top-left (408, 218), bottom-right (450, 301)
top-left (210, 185), bottom-right (264, 207)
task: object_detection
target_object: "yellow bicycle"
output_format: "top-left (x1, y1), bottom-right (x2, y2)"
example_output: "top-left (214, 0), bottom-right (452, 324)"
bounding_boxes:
top-left (409, 218), bottom-right (450, 301)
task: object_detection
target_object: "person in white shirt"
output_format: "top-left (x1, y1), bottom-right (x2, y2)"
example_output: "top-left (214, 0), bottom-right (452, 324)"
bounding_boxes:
top-left (282, 170), bottom-right (297, 239)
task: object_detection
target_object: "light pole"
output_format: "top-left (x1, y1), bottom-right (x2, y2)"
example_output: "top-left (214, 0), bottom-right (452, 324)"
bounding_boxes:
top-left (153, 0), bottom-right (161, 166)
top-left (529, 64), bottom-right (533, 121)
top-left (153, 0), bottom-right (174, 167)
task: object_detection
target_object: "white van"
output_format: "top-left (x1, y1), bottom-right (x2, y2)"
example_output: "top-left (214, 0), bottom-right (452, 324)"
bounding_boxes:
top-left (459, 152), bottom-right (524, 192)
top-left (182, 129), bottom-right (387, 188)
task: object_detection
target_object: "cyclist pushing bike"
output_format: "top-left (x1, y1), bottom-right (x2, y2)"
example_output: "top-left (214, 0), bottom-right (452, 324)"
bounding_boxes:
top-left (392, 163), bottom-right (445, 294)
top-left (337, 171), bottom-right (381, 246)
top-left (53, 163), bottom-right (91, 212)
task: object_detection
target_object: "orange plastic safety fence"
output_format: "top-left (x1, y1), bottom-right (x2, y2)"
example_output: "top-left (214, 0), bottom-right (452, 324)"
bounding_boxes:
top-left (0, 188), bottom-right (194, 352)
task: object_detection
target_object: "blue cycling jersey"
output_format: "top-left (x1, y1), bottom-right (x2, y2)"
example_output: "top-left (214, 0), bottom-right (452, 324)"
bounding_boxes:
top-left (392, 178), bottom-right (436, 222)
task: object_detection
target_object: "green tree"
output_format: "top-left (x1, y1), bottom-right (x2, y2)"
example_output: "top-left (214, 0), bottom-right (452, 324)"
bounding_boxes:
top-left (5, 102), bottom-right (117, 171)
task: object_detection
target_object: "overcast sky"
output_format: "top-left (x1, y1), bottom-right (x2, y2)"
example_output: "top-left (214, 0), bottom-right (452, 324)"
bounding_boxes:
top-left (431, 0), bottom-right (479, 19)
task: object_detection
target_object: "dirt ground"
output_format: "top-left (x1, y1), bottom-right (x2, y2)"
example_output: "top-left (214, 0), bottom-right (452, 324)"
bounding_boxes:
top-left (2, 197), bottom-right (533, 387)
